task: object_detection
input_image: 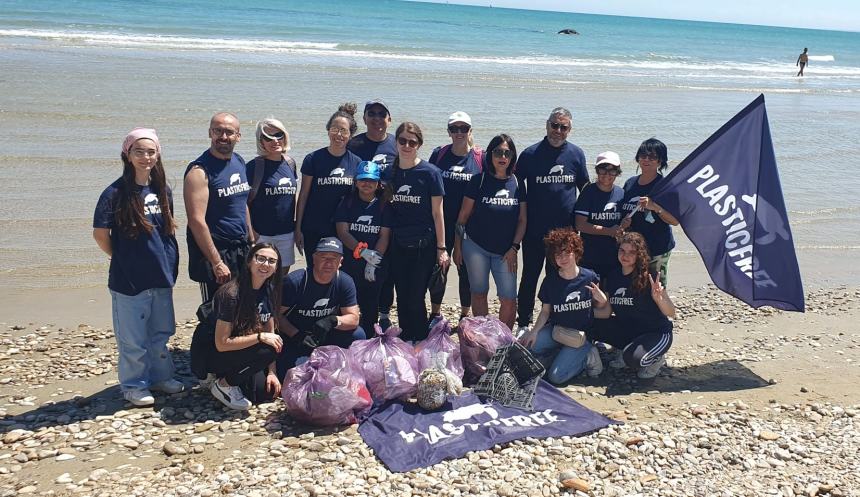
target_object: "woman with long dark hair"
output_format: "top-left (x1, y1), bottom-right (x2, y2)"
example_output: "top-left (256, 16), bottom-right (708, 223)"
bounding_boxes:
top-left (93, 128), bottom-right (182, 406)
top-left (589, 232), bottom-right (675, 379)
top-left (452, 134), bottom-right (526, 330)
top-left (335, 160), bottom-right (392, 331)
top-left (206, 243), bottom-right (285, 410)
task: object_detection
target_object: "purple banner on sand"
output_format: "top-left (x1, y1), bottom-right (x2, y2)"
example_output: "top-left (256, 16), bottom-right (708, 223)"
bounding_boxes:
top-left (358, 380), bottom-right (617, 472)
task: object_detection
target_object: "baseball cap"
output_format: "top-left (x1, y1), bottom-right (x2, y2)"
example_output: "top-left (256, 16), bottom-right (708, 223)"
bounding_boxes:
top-left (447, 111), bottom-right (472, 126)
top-left (364, 99), bottom-right (390, 114)
top-left (355, 161), bottom-right (382, 181)
top-left (315, 237), bottom-right (343, 255)
top-left (595, 151), bottom-right (621, 168)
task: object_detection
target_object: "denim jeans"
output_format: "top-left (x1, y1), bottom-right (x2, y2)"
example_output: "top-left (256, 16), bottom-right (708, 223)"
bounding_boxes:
top-left (461, 237), bottom-right (517, 299)
top-left (529, 323), bottom-right (592, 384)
top-left (110, 288), bottom-right (176, 392)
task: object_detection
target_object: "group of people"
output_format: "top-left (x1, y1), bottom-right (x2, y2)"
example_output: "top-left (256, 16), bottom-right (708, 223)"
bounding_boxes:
top-left (93, 100), bottom-right (680, 410)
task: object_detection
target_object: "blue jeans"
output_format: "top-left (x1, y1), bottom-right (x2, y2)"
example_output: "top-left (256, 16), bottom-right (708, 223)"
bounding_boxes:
top-left (110, 288), bottom-right (176, 392)
top-left (529, 323), bottom-right (592, 384)
top-left (461, 237), bottom-right (517, 299)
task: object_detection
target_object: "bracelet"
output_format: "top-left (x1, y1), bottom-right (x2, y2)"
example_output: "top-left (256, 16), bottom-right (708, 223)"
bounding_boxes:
top-left (257, 331), bottom-right (262, 343)
top-left (353, 242), bottom-right (368, 260)
top-left (511, 242), bottom-right (521, 251)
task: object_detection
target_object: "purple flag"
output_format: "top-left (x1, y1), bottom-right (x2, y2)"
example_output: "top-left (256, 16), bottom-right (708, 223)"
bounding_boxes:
top-left (358, 381), bottom-right (617, 472)
top-left (649, 94), bottom-right (804, 311)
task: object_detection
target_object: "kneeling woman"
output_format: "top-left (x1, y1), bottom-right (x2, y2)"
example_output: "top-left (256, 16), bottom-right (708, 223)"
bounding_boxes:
top-left (590, 232), bottom-right (675, 379)
top-left (519, 228), bottom-right (607, 384)
top-left (208, 243), bottom-right (284, 410)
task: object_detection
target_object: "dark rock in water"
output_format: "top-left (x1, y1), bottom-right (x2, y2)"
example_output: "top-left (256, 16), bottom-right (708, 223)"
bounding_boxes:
top-left (558, 28), bottom-right (579, 35)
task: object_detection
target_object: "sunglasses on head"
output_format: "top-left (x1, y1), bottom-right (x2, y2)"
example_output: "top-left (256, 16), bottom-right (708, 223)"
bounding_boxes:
top-left (397, 137), bottom-right (420, 148)
top-left (492, 148), bottom-right (512, 159)
top-left (261, 132), bottom-right (285, 142)
top-left (448, 124), bottom-right (471, 134)
top-left (548, 121), bottom-right (570, 132)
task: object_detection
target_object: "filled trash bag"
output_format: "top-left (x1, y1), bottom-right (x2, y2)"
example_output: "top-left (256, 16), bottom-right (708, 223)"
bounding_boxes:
top-left (349, 325), bottom-right (419, 402)
top-left (414, 317), bottom-right (464, 380)
top-left (457, 316), bottom-right (515, 385)
top-left (281, 345), bottom-right (371, 426)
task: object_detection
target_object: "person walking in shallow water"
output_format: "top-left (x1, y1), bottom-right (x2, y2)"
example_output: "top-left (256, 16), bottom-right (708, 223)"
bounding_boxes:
top-left (796, 48), bottom-right (809, 77)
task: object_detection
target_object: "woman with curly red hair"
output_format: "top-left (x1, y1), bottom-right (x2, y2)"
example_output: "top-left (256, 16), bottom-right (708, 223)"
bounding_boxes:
top-left (519, 227), bottom-right (608, 384)
top-left (590, 232), bottom-right (675, 379)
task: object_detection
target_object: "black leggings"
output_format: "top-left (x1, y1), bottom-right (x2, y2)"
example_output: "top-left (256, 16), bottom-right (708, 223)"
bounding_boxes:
top-left (589, 317), bottom-right (673, 368)
top-left (342, 257), bottom-right (387, 332)
top-left (429, 242), bottom-right (471, 309)
top-left (517, 236), bottom-right (552, 327)
top-left (210, 342), bottom-right (279, 404)
top-left (390, 241), bottom-right (436, 342)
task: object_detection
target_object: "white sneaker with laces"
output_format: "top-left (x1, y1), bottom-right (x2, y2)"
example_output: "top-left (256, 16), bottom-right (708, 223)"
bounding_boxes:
top-left (210, 380), bottom-right (252, 410)
top-left (151, 379), bottom-right (186, 394)
top-left (609, 351), bottom-right (627, 369)
top-left (198, 373), bottom-right (216, 389)
top-left (585, 346), bottom-right (603, 378)
top-left (123, 388), bottom-right (155, 407)
top-left (637, 355), bottom-right (666, 379)
top-left (515, 325), bottom-right (531, 339)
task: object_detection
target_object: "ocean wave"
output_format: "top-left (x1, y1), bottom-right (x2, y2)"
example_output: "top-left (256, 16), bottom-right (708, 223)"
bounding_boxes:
top-left (808, 55), bottom-right (835, 62)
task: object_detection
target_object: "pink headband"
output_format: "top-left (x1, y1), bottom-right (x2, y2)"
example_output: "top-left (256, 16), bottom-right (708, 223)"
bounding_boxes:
top-left (122, 128), bottom-right (161, 156)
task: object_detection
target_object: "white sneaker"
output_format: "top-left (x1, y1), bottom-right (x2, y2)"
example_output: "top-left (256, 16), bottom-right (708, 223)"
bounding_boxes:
top-left (123, 388), bottom-right (155, 407)
top-left (151, 379), bottom-right (186, 394)
top-left (515, 325), bottom-right (530, 339)
top-left (585, 346), bottom-right (603, 378)
top-left (609, 351), bottom-right (627, 369)
top-left (210, 380), bottom-right (252, 410)
top-left (198, 373), bottom-right (216, 389)
top-left (637, 355), bottom-right (666, 379)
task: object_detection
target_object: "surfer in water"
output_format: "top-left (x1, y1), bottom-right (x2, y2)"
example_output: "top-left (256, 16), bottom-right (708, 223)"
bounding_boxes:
top-left (796, 48), bottom-right (808, 77)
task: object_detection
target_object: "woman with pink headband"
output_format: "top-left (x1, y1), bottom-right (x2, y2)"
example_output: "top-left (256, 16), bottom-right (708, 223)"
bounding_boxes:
top-left (93, 128), bottom-right (184, 406)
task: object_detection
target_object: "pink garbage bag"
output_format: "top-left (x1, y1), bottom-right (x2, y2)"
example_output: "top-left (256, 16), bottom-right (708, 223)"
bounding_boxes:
top-left (281, 345), bottom-right (371, 426)
top-left (457, 316), bottom-right (515, 384)
top-left (349, 325), bottom-right (419, 402)
top-left (414, 318), bottom-right (464, 380)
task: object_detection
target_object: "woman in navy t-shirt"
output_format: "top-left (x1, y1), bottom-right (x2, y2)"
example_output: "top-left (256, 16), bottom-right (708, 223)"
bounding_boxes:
top-left (452, 134), bottom-right (526, 330)
top-left (295, 103), bottom-right (362, 268)
top-left (335, 160), bottom-right (392, 331)
top-left (519, 228), bottom-right (608, 384)
top-left (573, 151), bottom-right (625, 281)
top-left (619, 138), bottom-right (679, 286)
top-left (247, 118), bottom-right (298, 274)
top-left (93, 128), bottom-right (182, 406)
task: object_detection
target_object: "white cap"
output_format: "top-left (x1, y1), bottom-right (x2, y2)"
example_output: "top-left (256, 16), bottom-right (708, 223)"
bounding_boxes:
top-left (447, 111), bottom-right (472, 126)
top-left (595, 151), bottom-right (621, 167)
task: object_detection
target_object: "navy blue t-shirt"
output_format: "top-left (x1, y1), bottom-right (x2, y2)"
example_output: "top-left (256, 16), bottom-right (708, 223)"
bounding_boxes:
top-left (574, 183), bottom-right (625, 270)
top-left (334, 195), bottom-right (393, 249)
top-left (464, 173), bottom-right (525, 255)
top-left (390, 160), bottom-right (446, 245)
top-left (300, 147), bottom-right (362, 235)
top-left (281, 269), bottom-right (358, 333)
top-left (347, 133), bottom-right (397, 182)
top-left (516, 138), bottom-right (588, 239)
top-left (621, 175), bottom-right (676, 256)
top-left (247, 156), bottom-right (298, 236)
top-left (538, 267), bottom-right (600, 330)
top-left (93, 180), bottom-right (179, 296)
top-left (185, 150), bottom-right (250, 240)
top-left (215, 284), bottom-right (273, 330)
top-left (604, 268), bottom-right (670, 332)
top-left (430, 145), bottom-right (483, 247)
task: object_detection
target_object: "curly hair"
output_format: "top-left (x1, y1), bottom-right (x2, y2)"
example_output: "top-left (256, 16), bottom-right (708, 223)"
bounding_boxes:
top-left (543, 227), bottom-right (583, 269)
top-left (616, 231), bottom-right (651, 294)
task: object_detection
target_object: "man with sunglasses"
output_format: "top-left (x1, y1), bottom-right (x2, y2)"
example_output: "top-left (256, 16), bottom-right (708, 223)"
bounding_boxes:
top-left (514, 107), bottom-right (590, 336)
top-left (184, 112), bottom-right (253, 309)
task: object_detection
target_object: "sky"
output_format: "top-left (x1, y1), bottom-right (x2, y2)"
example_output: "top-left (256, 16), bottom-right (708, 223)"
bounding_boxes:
top-left (417, 0), bottom-right (860, 31)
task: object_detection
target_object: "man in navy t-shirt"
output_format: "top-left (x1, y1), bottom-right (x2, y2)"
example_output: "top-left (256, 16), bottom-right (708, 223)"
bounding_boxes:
top-left (184, 112), bottom-right (252, 306)
top-left (515, 107), bottom-right (589, 333)
top-left (347, 100), bottom-right (397, 183)
top-left (276, 237), bottom-right (363, 377)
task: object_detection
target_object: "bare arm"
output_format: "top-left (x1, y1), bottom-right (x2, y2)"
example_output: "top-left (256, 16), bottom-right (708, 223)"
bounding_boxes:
top-left (431, 195), bottom-right (449, 269)
top-left (336, 305), bottom-right (360, 330)
top-left (185, 166), bottom-right (231, 283)
top-left (650, 273), bottom-right (676, 318)
top-left (336, 222), bottom-right (360, 252)
top-left (375, 226), bottom-right (391, 255)
top-left (246, 205), bottom-right (256, 243)
top-left (277, 306), bottom-right (301, 338)
top-left (452, 197), bottom-right (475, 266)
top-left (294, 175), bottom-right (314, 253)
top-left (93, 228), bottom-right (112, 257)
top-left (520, 304), bottom-right (551, 348)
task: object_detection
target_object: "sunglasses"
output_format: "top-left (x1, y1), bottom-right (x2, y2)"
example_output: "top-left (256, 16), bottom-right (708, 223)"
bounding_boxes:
top-left (261, 132), bottom-right (285, 142)
top-left (328, 127), bottom-right (350, 137)
top-left (397, 137), bottom-right (420, 148)
top-left (639, 153), bottom-right (660, 161)
top-left (548, 122), bottom-right (570, 132)
top-left (448, 125), bottom-right (471, 134)
top-left (366, 110), bottom-right (388, 118)
top-left (596, 168), bottom-right (620, 176)
top-left (253, 254), bottom-right (279, 266)
top-left (492, 148), bottom-right (512, 159)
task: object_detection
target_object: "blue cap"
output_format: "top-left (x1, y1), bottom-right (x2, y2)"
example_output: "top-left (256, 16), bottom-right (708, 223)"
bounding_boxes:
top-left (355, 161), bottom-right (381, 181)
top-left (315, 237), bottom-right (343, 255)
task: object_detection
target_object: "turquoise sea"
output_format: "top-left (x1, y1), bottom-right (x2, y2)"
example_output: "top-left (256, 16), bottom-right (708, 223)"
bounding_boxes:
top-left (1, 0), bottom-right (859, 289)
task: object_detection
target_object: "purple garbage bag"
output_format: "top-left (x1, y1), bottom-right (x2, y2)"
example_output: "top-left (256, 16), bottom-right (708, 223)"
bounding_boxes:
top-left (457, 316), bottom-right (515, 384)
top-left (349, 325), bottom-right (419, 402)
top-left (414, 317), bottom-right (464, 380)
top-left (281, 345), bottom-right (372, 426)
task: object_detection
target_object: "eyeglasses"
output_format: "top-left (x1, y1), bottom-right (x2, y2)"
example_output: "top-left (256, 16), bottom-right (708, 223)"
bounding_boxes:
top-left (366, 110), bottom-right (388, 119)
top-left (448, 125), bottom-right (471, 134)
top-left (596, 169), bottom-right (620, 176)
top-left (253, 254), bottom-right (279, 266)
top-left (130, 149), bottom-right (158, 158)
top-left (548, 122), bottom-right (570, 132)
top-left (328, 127), bottom-right (350, 137)
top-left (492, 148), bottom-right (512, 159)
top-left (261, 132), bottom-right (285, 142)
top-left (397, 137), bottom-right (420, 148)
top-left (210, 127), bottom-right (238, 138)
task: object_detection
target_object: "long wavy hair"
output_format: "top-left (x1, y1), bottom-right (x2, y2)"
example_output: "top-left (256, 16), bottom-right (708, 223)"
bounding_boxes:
top-left (616, 232), bottom-right (651, 294)
top-left (222, 243), bottom-right (283, 337)
top-left (115, 153), bottom-right (176, 239)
